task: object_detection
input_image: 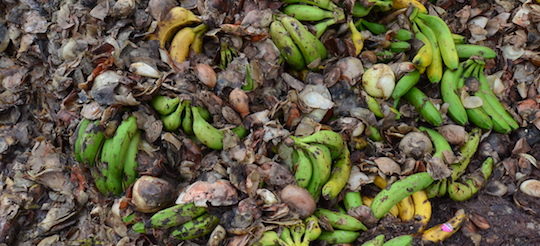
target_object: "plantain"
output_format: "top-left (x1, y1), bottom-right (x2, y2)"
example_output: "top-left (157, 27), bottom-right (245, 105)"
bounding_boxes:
top-left (161, 98), bottom-right (185, 132)
top-left (78, 120), bottom-right (105, 165)
top-left (280, 16), bottom-right (327, 67)
top-left (169, 24), bottom-right (207, 64)
top-left (422, 209), bottom-right (467, 243)
top-left (192, 106), bottom-right (224, 150)
top-left (282, 4), bottom-right (334, 21)
top-left (170, 213), bottom-right (219, 240)
top-left (269, 20), bottom-right (306, 70)
top-left (150, 203), bottom-right (207, 229)
top-left (100, 116), bottom-right (139, 195)
top-left (122, 130), bottom-right (140, 188)
top-left (158, 7), bottom-right (201, 48)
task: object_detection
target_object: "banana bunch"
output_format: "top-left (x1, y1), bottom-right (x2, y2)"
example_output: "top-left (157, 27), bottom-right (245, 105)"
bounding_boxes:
top-left (289, 130), bottom-right (351, 201)
top-left (422, 127), bottom-right (494, 201)
top-left (384, 28), bottom-right (412, 53)
top-left (360, 235), bottom-right (413, 246)
top-left (255, 216), bottom-right (321, 246)
top-left (74, 116), bottom-right (141, 195)
top-left (269, 16), bottom-right (327, 70)
top-left (155, 7), bottom-right (207, 64)
top-left (280, 0), bottom-right (345, 38)
top-left (151, 95), bottom-right (248, 150)
top-left (315, 208), bottom-right (368, 244)
top-left (130, 203), bottom-right (219, 240)
top-left (371, 176), bottom-right (432, 231)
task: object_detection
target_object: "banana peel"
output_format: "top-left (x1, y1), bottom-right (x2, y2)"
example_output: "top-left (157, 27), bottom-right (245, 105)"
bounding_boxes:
top-left (158, 7), bottom-right (201, 48)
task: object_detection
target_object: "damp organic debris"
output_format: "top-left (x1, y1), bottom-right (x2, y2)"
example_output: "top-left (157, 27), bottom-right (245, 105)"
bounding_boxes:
top-left (0, 0), bottom-right (539, 245)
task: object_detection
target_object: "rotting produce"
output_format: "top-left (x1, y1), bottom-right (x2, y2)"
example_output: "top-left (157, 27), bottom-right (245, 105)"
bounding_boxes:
top-left (2, 0), bottom-right (539, 245)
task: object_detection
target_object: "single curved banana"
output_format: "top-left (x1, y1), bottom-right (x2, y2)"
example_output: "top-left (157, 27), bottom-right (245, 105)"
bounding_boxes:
top-left (74, 119), bottom-right (91, 162)
top-left (422, 209), bottom-right (467, 243)
top-left (292, 149), bottom-right (313, 188)
top-left (170, 213), bottom-right (219, 240)
top-left (371, 172), bottom-right (434, 219)
top-left (412, 31), bottom-right (433, 71)
top-left (318, 230), bottom-right (360, 244)
top-left (456, 44), bottom-right (497, 59)
top-left (322, 147), bottom-right (351, 200)
top-left (151, 95), bottom-right (180, 115)
top-left (281, 0), bottom-right (338, 11)
top-left (161, 98), bottom-right (185, 131)
top-left (292, 130), bottom-right (345, 159)
top-left (441, 65), bottom-right (468, 125)
top-left (417, 13), bottom-right (459, 70)
top-left (295, 142), bottom-right (332, 201)
top-left (192, 106), bottom-right (224, 150)
top-left (414, 19), bottom-right (443, 83)
top-left (303, 215), bottom-right (322, 242)
top-left (280, 16), bottom-right (327, 67)
top-left (361, 235), bottom-right (385, 246)
top-left (349, 21), bottom-right (364, 56)
top-left (150, 203), bottom-right (207, 229)
top-left (397, 196), bottom-right (415, 221)
top-left (283, 4), bottom-right (334, 21)
top-left (269, 20), bottom-right (306, 70)
top-left (158, 7), bottom-right (201, 48)
top-left (411, 190), bottom-right (431, 231)
top-left (450, 128), bottom-right (481, 180)
top-left (79, 120), bottom-right (105, 166)
top-left (122, 130), bottom-right (140, 188)
top-left (181, 101), bottom-right (194, 135)
top-left (314, 18), bottom-right (337, 39)
top-left (383, 235), bottom-right (413, 246)
top-left (101, 116), bottom-right (139, 195)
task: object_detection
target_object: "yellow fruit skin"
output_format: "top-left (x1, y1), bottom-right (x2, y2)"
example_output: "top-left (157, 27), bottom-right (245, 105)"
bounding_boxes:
top-left (412, 190), bottom-right (431, 232)
top-left (158, 7), bottom-right (201, 48)
top-left (169, 27), bottom-right (196, 64)
top-left (392, 0), bottom-right (427, 13)
top-left (422, 209), bottom-right (467, 243)
top-left (397, 196), bottom-right (415, 221)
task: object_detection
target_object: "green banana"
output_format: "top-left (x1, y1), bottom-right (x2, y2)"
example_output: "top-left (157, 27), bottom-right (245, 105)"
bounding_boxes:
top-left (161, 98), bottom-right (184, 131)
top-left (280, 0), bottom-right (338, 11)
top-left (91, 168), bottom-right (109, 194)
top-left (344, 191), bottom-right (363, 210)
top-left (280, 16), bottom-right (327, 67)
top-left (269, 20), bottom-right (306, 70)
top-left (181, 101), bottom-right (194, 135)
top-left (417, 13), bottom-right (459, 70)
top-left (231, 125), bottom-right (249, 138)
top-left (192, 106), bottom-right (224, 150)
top-left (366, 94), bottom-right (384, 118)
top-left (292, 149), bottom-right (312, 188)
top-left (303, 215), bottom-right (321, 242)
top-left (282, 4), bottom-right (334, 21)
top-left (151, 95), bottom-right (180, 115)
top-left (314, 18), bottom-right (337, 38)
top-left (452, 33), bottom-right (466, 44)
top-left (475, 91), bottom-right (512, 133)
top-left (194, 106), bottom-right (211, 121)
top-left (383, 235), bottom-right (413, 246)
top-left (403, 87), bottom-right (443, 126)
top-left (392, 70), bottom-right (420, 100)
top-left (450, 128), bottom-right (481, 180)
top-left (389, 41), bottom-right (411, 53)
top-left (371, 172), bottom-right (434, 219)
top-left (291, 130), bottom-right (345, 159)
top-left (100, 116), bottom-right (139, 195)
top-left (322, 147), bottom-right (351, 200)
top-left (441, 65), bottom-right (468, 125)
top-left (395, 29), bottom-right (413, 41)
top-left (439, 179), bottom-right (448, 197)
top-left (315, 208), bottom-right (367, 231)
top-left (368, 125), bottom-right (383, 142)
top-left (132, 222), bottom-right (146, 233)
top-left (170, 213), bottom-right (219, 240)
top-left (466, 107), bottom-right (493, 130)
top-left (476, 68), bottom-right (519, 130)
top-left (361, 235), bottom-right (385, 246)
top-left (78, 120), bottom-right (105, 165)
top-left (280, 227), bottom-right (295, 246)
top-left (456, 44), bottom-right (497, 59)
top-left (74, 119), bottom-right (91, 162)
top-left (150, 203), bottom-right (207, 229)
top-left (359, 19), bottom-right (387, 35)
top-left (255, 231), bottom-right (281, 246)
top-left (418, 126), bottom-right (451, 159)
top-left (122, 130), bottom-right (140, 188)
top-left (295, 142), bottom-right (332, 201)
top-left (318, 230), bottom-right (360, 244)
top-left (352, 2), bottom-right (373, 17)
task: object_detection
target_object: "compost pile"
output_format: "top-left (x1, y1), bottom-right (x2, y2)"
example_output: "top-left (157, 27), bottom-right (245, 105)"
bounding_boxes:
top-left (0, 0), bottom-right (539, 245)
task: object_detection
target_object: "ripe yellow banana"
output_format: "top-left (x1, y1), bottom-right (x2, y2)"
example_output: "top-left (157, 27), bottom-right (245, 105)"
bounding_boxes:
top-left (412, 31), bottom-right (433, 72)
top-left (392, 0), bottom-right (427, 13)
top-left (422, 209), bottom-right (467, 243)
top-left (158, 7), bottom-right (201, 48)
top-left (349, 21), bottom-right (363, 56)
top-left (411, 190), bottom-right (431, 232)
top-left (397, 196), bottom-right (415, 221)
top-left (192, 106), bottom-right (224, 150)
top-left (169, 24), bottom-right (207, 64)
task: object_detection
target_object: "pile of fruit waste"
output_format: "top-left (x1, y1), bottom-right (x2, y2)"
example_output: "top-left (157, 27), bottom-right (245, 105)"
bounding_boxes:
top-left (1, 0), bottom-right (539, 245)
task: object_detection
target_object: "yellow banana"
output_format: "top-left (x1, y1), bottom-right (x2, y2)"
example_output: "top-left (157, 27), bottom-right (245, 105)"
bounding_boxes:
top-left (321, 147), bottom-right (351, 200)
top-left (411, 190), bottom-right (431, 231)
top-left (417, 13), bottom-right (459, 70)
top-left (414, 20), bottom-right (442, 83)
top-left (192, 106), bottom-right (224, 150)
top-left (348, 21), bottom-right (363, 56)
top-left (422, 209), bottom-right (467, 243)
top-left (158, 7), bottom-right (201, 48)
top-left (412, 31), bottom-right (432, 72)
top-left (392, 0), bottom-right (427, 13)
top-left (397, 196), bottom-right (415, 221)
top-left (169, 24), bottom-right (207, 64)
top-left (190, 25), bottom-right (208, 54)
top-left (373, 175), bottom-right (388, 189)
